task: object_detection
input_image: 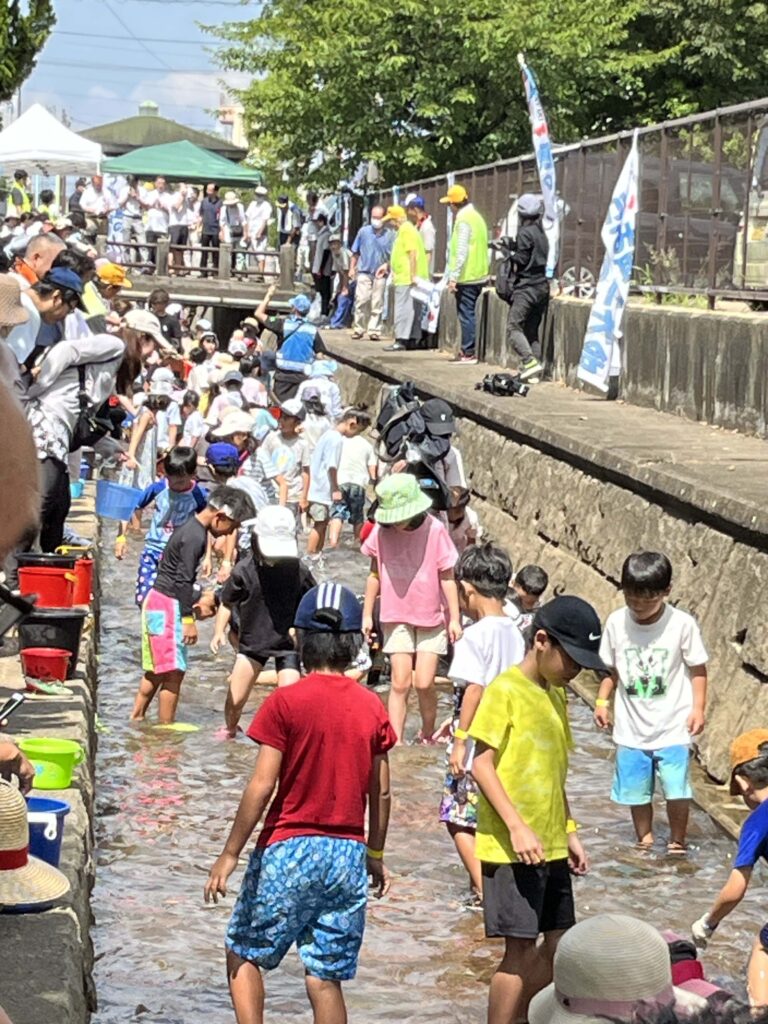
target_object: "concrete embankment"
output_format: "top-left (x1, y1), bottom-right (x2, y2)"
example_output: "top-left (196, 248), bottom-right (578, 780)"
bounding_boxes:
top-left (1, 492), bottom-right (99, 1024)
top-left (325, 331), bottom-right (768, 840)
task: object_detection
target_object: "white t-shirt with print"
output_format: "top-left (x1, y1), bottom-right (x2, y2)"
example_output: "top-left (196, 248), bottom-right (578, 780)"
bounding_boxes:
top-left (338, 435), bottom-right (376, 489)
top-left (181, 410), bottom-right (206, 447)
top-left (599, 604), bottom-right (709, 749)
top-left (260, 431), bottom-right (310, 503)
top-left (449, 615), bottom-right (525, 769)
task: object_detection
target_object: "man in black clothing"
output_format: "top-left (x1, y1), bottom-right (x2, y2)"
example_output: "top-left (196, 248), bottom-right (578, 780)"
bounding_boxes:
top-left (68, 178), bottom-right (87, 215)
top-left (505, 193), bottom-right (550, 382)
top-left (200, 182), bottom-right (222, 272)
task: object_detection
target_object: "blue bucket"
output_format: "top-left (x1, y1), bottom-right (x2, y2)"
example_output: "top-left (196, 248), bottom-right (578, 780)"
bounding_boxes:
top-left (96, 479), bottom-right (142, 521)
top-left (70, 480), bottom-right (85, 500)
top-left (26, 796), bottom-right (70, 867)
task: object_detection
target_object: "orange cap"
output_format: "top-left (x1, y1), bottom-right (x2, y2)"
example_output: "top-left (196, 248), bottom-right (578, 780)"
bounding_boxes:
top-left (730, 729), bottom-right (768, 794)
top-left (439, 184), bottom-right (469, 205)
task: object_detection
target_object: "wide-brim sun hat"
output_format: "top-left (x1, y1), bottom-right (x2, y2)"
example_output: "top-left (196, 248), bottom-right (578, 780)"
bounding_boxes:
top-left (529, 914), bottom-right (705, 1024)
top-left (211, 409), bottom-right (254, 436)
top-left (223, 191), bottom-right (240, 205)
top-left (0, 276), bottom-right (30, 327)
top-left (374, 473), bottom-right (432, 525)
top-left (0, 780), bottom-right (70, 909)
top-left (254, 505), bottom-right (298, 559)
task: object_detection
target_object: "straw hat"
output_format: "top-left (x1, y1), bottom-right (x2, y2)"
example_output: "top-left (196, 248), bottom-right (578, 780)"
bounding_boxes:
top-left (0, 276), bottom-right (30, 328)
top-left (0, 780), bottom-right (70, 908)
top-left (223, 191), bottom-right (240, 206)
top-left (529, 914), bottom-right (705, 1024)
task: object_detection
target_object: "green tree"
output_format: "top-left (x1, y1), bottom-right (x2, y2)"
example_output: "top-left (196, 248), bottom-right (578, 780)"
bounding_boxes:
top-left (0, 1), bottom-right (56, 105)
top-left (208, 0), bottom-right (661, 186)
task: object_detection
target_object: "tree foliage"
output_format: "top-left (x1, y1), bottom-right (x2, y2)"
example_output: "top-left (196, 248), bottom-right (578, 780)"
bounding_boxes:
top-left (208, 0), bottom-right (768, 186)
top-left (0, 1), bottom-right (56, 105)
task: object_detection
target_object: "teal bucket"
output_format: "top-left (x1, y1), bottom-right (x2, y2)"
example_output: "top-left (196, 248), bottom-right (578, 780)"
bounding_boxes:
top-left (96, 480), bottom-right (142, 521)
top-left (70, 480), bottom-right (84, 500)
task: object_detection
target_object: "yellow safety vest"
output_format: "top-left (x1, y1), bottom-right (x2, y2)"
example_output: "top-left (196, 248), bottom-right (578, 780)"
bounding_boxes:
top-left (449, 204), bottom-right (489, 283)
top-left (11, 186), bottom-right (32, 214)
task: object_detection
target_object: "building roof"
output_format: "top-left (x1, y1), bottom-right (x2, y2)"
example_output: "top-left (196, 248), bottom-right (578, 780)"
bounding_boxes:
top-left (80, 111), bottom-right (247, 160)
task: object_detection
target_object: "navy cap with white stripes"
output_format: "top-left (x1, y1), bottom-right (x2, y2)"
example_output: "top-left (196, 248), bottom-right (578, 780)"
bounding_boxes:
top-left (294, 582), bottom-right (363, 633)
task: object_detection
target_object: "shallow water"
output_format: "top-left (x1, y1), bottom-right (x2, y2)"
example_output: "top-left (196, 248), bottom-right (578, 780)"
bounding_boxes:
top-left (92, 537), bottom-right (764, 1022)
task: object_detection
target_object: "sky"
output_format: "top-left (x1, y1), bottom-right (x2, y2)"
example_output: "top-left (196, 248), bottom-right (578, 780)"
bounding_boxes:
top-left (18, 0), bottom-right (255, 136)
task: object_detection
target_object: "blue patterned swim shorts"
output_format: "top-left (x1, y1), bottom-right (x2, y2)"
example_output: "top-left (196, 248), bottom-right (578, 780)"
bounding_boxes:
top-left (226, 835), bottom-right (368, 981)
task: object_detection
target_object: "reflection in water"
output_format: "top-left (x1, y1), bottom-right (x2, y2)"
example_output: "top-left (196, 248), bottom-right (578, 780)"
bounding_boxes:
top-left (93, 541), bottom-right (763, 1022)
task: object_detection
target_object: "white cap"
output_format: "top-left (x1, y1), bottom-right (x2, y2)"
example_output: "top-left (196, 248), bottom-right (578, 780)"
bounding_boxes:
top-left (196, 317), bottom-right (212, 332)
top-left (279, 398), bottom-right (305, 419)
top-left (228, 338), bottom-right (248, 357)
top-left (253, 505), bottom-right (298, 559)
top-left (148, 378), bottom-right (173, 397)
top-left (211, 409), bottom-right (255, 436)
top-left (152, 367), bottom-right (175, 384)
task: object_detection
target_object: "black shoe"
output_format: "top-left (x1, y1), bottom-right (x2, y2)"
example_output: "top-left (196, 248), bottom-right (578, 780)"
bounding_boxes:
top-left (383, 342), bottom-right (407, 351)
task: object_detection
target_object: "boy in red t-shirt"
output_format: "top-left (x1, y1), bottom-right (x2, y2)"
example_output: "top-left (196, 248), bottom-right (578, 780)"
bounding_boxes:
top-left (205, 581), bottom-right (397, 1024)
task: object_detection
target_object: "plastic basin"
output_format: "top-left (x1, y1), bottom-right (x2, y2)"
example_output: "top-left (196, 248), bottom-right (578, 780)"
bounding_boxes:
top-left (17, 608), bottom-right (87, 680)
top-left (96, 480), bottom-right (142, 521)
top-left (26, 796), bottom-right (70, 866)
top-left (16, 553), bottom-right (76, 570)
top-left (20, 647), bottom-right (72, 681)
top-left (72, 558), bottom-right (94, 606)
top-left (18, 566), bottom-right (76, 609)
top-left (18, 738), bottom-right (85, 790)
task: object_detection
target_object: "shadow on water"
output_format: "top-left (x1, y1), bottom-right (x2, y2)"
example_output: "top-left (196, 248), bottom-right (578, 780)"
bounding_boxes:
top-left (92, 537), bottom-right (763, 1022)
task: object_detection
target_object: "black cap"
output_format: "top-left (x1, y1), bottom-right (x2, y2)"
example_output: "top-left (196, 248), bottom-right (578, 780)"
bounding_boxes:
top-left (421, 397), bottom-right (455, 436)
top-left (533, 595), bottom-right (607, 673)
top-left (277, 195), bottom-right (289, 205)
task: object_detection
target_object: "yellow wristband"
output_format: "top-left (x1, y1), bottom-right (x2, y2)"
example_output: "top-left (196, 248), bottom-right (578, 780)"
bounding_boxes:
top-left (595, 698), bottom-right (610, 708)
top-left (566, 818), bottom-right (579, 834)
top-left (116, 535), bottom-right (127, 543)
top-left (454, 728), bottom-right (469, 740)
top-left (181, 616), bottom-right (195, 625)
top-left (369, 570), bottom-right (379, 580)
top-left (366, 847), bottom-right (384, 860)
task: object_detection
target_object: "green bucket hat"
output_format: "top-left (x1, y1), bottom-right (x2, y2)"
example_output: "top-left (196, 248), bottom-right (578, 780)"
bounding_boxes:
top-left (374, 474), bottom-right (432, 525)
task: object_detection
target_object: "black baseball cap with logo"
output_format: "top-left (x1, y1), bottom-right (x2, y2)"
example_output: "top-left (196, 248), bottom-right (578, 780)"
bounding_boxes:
top-left (533, 595), bottom-right (608, 673)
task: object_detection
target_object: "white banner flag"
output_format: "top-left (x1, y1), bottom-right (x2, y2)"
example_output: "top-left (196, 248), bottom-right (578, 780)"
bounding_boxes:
top-left (518, 54), bottom-right (559, 278)
top-left (576, 132), bottom-right (639, 392)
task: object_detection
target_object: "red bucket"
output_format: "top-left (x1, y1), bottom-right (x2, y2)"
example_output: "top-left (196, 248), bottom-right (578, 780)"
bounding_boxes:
top-left (20, 647), bottom-right (72, 681)
top-left (72, 558), bottom-right (94, 606)
top-left (18, 567), bottom-right (76, 609)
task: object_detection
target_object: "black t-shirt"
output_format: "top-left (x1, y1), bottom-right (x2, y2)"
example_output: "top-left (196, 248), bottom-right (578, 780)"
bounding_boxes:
top-left (221, 554), bottom-right (315, 656)
top-left (158, 313), bottom-right (182, 351)
top-left (68, 190), bottom-right (83, 213)
top-left (153, 516), bottom-right (207, 615)
top-left (512, 222), bottom-right (549, 287)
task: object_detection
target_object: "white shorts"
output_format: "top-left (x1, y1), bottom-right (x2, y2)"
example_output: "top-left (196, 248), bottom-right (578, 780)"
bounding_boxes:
top-left (382, 622), bottom-right (447, 656)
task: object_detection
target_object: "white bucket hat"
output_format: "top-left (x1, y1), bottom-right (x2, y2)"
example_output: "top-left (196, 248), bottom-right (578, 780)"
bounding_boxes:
top-left (211, 409), bottom-right (254, 437)
top-left (529, 914), bottom-right (706, 1024)
top-left (0, 780), bottom-right (70, 909)
top-left (253, 505), bottom-right (298, 559)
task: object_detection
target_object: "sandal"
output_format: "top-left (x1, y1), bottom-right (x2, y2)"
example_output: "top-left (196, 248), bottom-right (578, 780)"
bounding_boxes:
top-left (667, 841), bottom-right (688, 856)
top-left (25, 678), bottom-right (73, 697)
top-left (634, 840), bottom-right (654, 851)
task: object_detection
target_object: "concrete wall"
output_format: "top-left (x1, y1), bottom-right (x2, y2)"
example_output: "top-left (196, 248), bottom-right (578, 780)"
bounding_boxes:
top-left (333, 358), bottom-right (768, 789)
top-left (434, 290), bottom-right (768, 439)
top-left (2, 494), bottom-right (99, 1024)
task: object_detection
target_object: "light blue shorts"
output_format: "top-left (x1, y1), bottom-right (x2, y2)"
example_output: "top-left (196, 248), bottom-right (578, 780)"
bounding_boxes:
top-left (611, 744), bottom-right (693, 805)
top-left (226, 835), bottom-right (368, 980)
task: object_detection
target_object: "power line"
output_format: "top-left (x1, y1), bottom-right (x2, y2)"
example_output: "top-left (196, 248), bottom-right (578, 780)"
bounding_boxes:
top-left (104, 0), bottom-right (173, 71)
top-left (37, 58), bottom-right (225, 74)
top-left (54, 29), bottom-right (225, 44)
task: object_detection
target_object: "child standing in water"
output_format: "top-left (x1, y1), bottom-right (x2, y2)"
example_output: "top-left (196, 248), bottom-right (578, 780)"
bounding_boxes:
top-left (205, 583), bottom-right (396, 1024)
top-left (210, 506), bottom-right (316, 738)
top-left (595, 551), bottom-right (708, 854)
top-left (131, 486), bottom-right (253, 725)
top-left (362, 474), bottom-right (461, 744)
top-left (439, 544), bottom-right (525, 901)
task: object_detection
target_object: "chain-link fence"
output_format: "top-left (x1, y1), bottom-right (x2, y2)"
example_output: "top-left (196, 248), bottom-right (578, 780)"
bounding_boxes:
top-left (371, 97), bottom-right (768, 306)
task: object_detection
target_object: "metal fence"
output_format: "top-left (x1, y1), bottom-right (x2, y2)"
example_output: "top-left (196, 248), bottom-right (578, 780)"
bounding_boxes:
top-left (376, 97), bottom-right (768, 306)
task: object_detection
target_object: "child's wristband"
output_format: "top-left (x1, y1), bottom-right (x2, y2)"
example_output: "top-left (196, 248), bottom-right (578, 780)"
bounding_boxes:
top-left (116, 534), bottom-right (126, 543)
top-left (181, 616), bottom-right (195, 625)
top-left (566, 818), bottom-right (579, 834)
top-left (595, 698), bottom-right (610, 708)
top-left (454, 728), bottom-right (469, 741)
top-left (366, 847), bottom-right (384, 860)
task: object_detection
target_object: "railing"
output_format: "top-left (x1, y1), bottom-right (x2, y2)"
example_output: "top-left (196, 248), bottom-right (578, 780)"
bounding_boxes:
top-left (378, 97), bottom-right (768, 308)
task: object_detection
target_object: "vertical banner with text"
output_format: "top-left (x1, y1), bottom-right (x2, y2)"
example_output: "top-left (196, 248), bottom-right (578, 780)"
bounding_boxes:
top-left (576, 132), bottom-right (639, 392)
top-left (518, 54), bottom-right (559, 278)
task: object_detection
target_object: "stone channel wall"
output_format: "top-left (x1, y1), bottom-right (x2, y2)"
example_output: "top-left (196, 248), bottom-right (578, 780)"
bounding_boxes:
top-left (434, 290), bottom-right (768, 439)
top-left (2, 493), bottom-right (98, 1024)
top-left (332, 355), bottom-right (768, 797)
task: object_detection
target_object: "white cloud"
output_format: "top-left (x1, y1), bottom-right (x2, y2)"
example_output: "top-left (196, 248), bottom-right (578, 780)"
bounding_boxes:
top-left (88, 85), bottom-right (119, 101)
top-left (127, 70), bottom-right (250, 125)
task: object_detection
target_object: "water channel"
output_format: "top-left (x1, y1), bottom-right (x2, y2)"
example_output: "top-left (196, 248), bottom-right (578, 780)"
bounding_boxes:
top-left (92, 536), bottom-right (764, 1022)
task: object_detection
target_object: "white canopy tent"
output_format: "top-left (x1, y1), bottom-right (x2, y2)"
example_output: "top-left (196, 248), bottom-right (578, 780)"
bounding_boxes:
top-left (0, 104), bottom-right (102, 176)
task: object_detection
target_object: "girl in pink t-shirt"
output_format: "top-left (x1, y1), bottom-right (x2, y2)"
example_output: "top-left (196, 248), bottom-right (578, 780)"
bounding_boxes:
top-left (362, 474), bottom-right (460, 744)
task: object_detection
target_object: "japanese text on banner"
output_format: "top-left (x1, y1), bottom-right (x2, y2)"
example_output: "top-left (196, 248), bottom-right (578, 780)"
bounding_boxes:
top-left (518, 54), bottom-right (559, 279)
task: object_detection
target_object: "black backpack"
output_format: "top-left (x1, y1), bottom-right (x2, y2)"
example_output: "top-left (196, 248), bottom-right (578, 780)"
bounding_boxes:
top-left (494, 252), bottom-right (515, 304)
top-left (69, 365), bottom-right (115, 451)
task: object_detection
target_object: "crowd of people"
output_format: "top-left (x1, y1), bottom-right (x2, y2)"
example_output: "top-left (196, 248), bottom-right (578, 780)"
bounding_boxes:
top-left (1, 166), bottom-right (767, 1024)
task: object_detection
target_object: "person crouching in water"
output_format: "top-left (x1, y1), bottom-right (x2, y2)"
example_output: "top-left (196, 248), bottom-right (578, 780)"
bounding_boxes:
top-left (205, 582), bottom-right (397, 1024)
top-left (131, 486), bottom-right (254, 725)
top-left (210, 506), bottom-right (316, 738)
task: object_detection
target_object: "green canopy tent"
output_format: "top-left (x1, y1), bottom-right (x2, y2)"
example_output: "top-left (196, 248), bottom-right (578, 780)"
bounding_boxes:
top-left (102, 140), bottom-right (262, 187)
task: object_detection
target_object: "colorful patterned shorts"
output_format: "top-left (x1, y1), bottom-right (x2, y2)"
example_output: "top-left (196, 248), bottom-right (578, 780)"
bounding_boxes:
top-left (135, 547), bottom-right (161, 608)
top-left (226, 835), bottom-right (368, 980)
top-left (141, 588), bottom-right (188, 675)
top-left (439, 770), bottom-right (479, 829)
